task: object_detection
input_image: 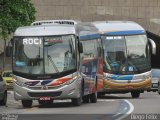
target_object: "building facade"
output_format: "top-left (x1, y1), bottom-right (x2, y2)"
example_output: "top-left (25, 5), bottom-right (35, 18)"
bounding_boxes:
top-left (31, 0), bottom-right (160, 35)
top-left (1, 0), bottom-right (160, 70)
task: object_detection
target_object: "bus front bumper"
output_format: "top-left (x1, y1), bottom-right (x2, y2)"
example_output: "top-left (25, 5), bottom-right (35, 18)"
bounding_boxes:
top-left (14, 79), bottom-right (81, 101)
top-left (104, 78), bottom-right (151, 93)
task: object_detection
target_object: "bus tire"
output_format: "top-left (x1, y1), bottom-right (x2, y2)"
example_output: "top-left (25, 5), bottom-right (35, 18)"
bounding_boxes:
top-left (72, 97), bottom-right (81, 106)
top-left (82, 95), bottom-right (90, 103)
top-left (131, 91), bottom-right (140, 98)
top-left (22, 100), bottom-right (32, 108)
top-left (90, 92), bottom-right (97, 103)
top-left (158, 86), bottom-right (160, 95)
top-left (0, 91), bottom-right (7, 106)
top-left (90, 79), bottom-right (98, 103)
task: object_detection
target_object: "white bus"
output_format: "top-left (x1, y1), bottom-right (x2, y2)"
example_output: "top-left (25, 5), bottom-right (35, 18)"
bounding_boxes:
top-left (92, 21), bottom-right (156, 98)
top-left (11, 20), bottom-right (103, 107)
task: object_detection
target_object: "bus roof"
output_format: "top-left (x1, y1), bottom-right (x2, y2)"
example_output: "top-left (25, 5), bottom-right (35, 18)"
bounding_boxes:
top-left (76, 23), bottom-right (100, 40)
top-left (14, 24), bottom-right (76, 36)
top-left (14, 21), bottom-right (100, 40)
top-left (92, 21), bottom-right (146, 35)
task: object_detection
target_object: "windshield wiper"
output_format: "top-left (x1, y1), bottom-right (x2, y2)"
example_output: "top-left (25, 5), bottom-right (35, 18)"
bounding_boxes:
top-left (47, 55), bottom-right (60, 74)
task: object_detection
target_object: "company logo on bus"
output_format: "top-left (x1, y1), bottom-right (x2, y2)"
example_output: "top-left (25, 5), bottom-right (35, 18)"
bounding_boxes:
top-left (41, 85), bottom-right (48, 90)
top-left (23, 38), bottom-right (42, 45)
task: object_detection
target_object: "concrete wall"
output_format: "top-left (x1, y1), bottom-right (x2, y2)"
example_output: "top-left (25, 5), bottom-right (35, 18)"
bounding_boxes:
top-left (30, 0), bottom-right (160, 69)
top-left (1, 0), bottom-right (160, 70)
top-left (31, 0), bottom-right (160, 35)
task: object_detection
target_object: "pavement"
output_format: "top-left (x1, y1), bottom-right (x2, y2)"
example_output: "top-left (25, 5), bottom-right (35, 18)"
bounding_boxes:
top-left (0, 91), bottom-right (160, 120)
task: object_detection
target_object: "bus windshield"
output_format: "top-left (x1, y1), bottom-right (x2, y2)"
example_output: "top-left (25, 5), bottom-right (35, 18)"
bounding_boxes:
top-left (102, 35), bottom-right (151, 74)
top-left (13, 35), bottom-right (76, 75)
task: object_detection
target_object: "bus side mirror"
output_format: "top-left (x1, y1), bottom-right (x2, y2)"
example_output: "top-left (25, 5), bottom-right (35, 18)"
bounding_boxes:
top-left (149, 38), bottom-right (156, 55)
top-left (78, 42), bottom-right (83, 53)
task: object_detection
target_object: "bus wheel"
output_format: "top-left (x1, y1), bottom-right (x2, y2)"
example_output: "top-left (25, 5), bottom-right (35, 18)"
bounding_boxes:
top-left (0, 91), bottom-right (7, 106)
top-left (72, 97), bottom-right (81, 106)
top-left (22, 100), bottom-right (32, 108)
top-left (83, 95), bottom-right (90, 103)
top-left (90, 92), bottom-right (97, 103)
top-left (131, 91), bottom-right (140, 98)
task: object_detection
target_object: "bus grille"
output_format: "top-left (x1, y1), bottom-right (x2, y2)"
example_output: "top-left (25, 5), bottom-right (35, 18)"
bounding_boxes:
top-left (28, 91), bottom-right (62, 97)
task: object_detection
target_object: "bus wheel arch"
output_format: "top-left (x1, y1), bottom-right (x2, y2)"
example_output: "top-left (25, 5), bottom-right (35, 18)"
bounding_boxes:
top-left (71, 78), bottom-right (83, 106)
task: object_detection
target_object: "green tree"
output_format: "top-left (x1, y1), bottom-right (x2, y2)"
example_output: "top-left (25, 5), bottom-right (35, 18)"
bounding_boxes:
top-left (0, 0), bottom-right (36, 70)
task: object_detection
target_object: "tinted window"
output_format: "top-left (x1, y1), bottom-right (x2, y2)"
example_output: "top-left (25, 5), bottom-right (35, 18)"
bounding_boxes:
top-left (102, 36), bottom-right (127, 73)
top-left (126, 35), bottom-right (150, 72)
top-left (44, 35), bottom-right (76, 74)
top-left (13, 35), bottom-right (76, 75)
top-left (102, 35), bottom-right (151, 74)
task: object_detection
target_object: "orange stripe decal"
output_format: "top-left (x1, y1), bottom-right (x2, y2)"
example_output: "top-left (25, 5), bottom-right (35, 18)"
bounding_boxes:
top-left (49, 78), bottom-right (72, 86)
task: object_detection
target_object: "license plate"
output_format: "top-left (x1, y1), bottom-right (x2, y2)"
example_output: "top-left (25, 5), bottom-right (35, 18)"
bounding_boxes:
top-left (39, 97), bottom-right (51, 101)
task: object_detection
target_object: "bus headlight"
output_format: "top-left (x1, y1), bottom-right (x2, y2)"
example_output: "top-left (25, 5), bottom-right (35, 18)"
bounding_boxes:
top-left (63, 78), bottom-right (77, 85)
top-left (51, 77), bottom-right (78, 87)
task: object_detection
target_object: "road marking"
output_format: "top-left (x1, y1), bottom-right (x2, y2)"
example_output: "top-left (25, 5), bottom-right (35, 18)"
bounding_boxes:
top-left (54, 100), bottom-right (71, 102)
top-left (27, 107), bottom-right (38, 111)
top-left (124, 100), bottom-right (134, 114)
top-left (115, 99), bottom-right (134, 120)
top-left (98, 99), bottom-right (115, 102)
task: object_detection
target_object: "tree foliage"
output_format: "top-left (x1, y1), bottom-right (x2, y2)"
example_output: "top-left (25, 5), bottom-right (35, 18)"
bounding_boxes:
top-left (0, 0), bottom-right (36, 39)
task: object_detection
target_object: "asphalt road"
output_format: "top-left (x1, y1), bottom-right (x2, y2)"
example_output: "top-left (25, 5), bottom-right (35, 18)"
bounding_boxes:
top-left (0, 91), bottom-right (160, 120)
